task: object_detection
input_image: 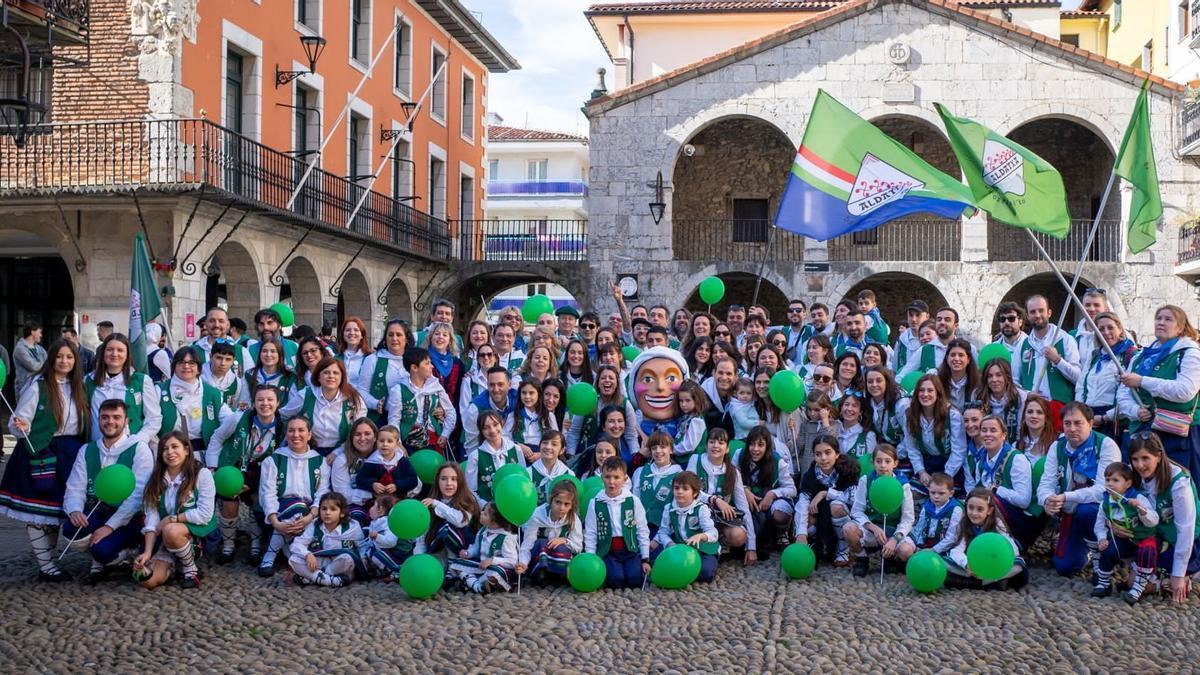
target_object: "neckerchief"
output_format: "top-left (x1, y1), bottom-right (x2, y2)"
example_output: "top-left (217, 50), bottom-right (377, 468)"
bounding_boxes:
top-left (975, 442), bottom-right (1012, 487)
top-left (1093, 338), bottom-right (1135, 373)
top-left (814, 466), bottom-right (837, 489)
top-left (1133, 338), bottom-right (1180, 376)
top-left (922, 497), bottom-right (958, 521)
top-left (429, 348), bottom-right (455, 379)
top-left (1063, 432), bottom-right (1099, 482)
top-left (640, 416), bottom-right (681, 439)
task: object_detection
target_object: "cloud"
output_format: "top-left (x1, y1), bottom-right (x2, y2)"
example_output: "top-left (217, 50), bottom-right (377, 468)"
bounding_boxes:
top-left (462, 0), bottom-right (610, 133)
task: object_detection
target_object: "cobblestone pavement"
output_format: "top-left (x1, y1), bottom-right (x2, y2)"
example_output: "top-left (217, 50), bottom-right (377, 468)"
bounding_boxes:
top-left (0, 453), bottom-right (1196, 672)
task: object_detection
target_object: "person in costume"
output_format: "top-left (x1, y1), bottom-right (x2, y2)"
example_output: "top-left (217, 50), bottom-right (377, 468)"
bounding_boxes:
top-left (896, 472), bottom-right (961, 561)
top-left (651, 470), bottom-right (720, 584)
top-left (256, 416), bottom-right (331, 577)
top-left (293, 357), bottom-right (367, 457)
top-left (1091, 461), bottom-right (1160, 603)
top-left (86, 333), bottom-right (162, 446)
top-left (133, 432), bottom-right (215, 589)
top-left (1016, 295), bottom-right (1081, 426)
top-left (845, 444), bottom-right (914, 578)
top-left (964, 415), bottom-right (1038, 551)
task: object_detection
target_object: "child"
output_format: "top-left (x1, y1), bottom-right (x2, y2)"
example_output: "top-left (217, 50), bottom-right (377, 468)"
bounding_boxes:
top-left (652, 470), bottom-right (720, 583)
top-left (728, 377), bottom-right (761, 440)
top-left (575, 435), bottom-right (628, 488)
top-left (1092, 462), bottom-right (1160, 603)
top-left (687, 428), bottom-right (757, 565)
top-left (288, 492), bottom-right (364, 587)
top-left (897, 472), bottom-right (962, 561)
top-left (737, 426), bottom-right (797, 555)
top-left (837, 393), bottom-right (877, 463)
top-left (387, 347), bottom-right (455, 458)
top-left (257, 417), bottom-right (331, 577)
top-left (361, 494), bottom-right (425, 578)
top-left (794, 434), bottom-right (860, 566)
top-left (632, 431), bottom-right (682, 536)
top-left (203, 340), bottom-right (251, 412)
top-left (672, 381), bottom-right (710, 465)
top-left (354, 425), bottom-right (419, 502)
top-left (857, 289), bottom-right (890, 345)
top-left (466, 410), bottom-right (526, 508)
top-left (584, 457), bottom-right (651, 588)
top-left (514, 380), bottom-right (556, 463)
top-left (422, 462), bottom-right (479, 555)
top-left (528, 430), bottom-right (574, 505)
top-left (448, 502), bottom-right (519, 593)
top-left (795, 391), bottom-right (837, 476)
top-left (517, 480), bottom-right (583, 585)
top-left (944, 487), bottom-right (1028, 590)
top-left (134, 432), bottom-right (216, 590)
top-left (845, 444), bottom-right (914, 577)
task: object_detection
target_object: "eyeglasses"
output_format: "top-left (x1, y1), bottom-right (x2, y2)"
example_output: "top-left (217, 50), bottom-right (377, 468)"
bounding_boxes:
top-left (477, 352), bottom-right (496, 358)
top-left (581, 323), bottom-right (597, 330)
top-left (715, 330), bottom-right (731, 336)
top-left (177, 360), bottom-right (199, 367)
top-left (788, 308), bottom-right (804, 313)
top-left (771, 340), bottom-right (787, 347)
top-left (301, 348), bottom-right (322, 356)
top-left (813, 374), bottom-right (833, 383)
top-left (998, 315), bottom-right (1020, 324)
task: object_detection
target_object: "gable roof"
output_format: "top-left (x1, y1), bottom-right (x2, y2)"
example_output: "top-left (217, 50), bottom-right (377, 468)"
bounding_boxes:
top-left (584, 0), bottom-right (1181, 115)
top-left (587, 1), bottom-right (840, 14)
top-left (487, 125), bottom-right (588, 142)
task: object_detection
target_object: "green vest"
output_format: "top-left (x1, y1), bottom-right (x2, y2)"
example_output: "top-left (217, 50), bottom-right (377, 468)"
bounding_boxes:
top-left (918, 343), bottom-right (938, 372)
top-left (397, 382), bottom-right (445, 442)
top-left (158, 381), bottom-right (224, 444)
top-left (477, 445), bottom-right (521, 502)
top-left (211, 374), bottom-right (242, 411)
top-left (219, 412), bottom-right (282, 469)
top-left (84, 441), bottom-right (138, 505)
top-left (1053, 432), bottom-right (1109, 493)
top-left (668, 502), bottom-right (719, 555)
top-left (672, 416), bottom-right (707, 457)
top-left (366, 356), bottom-right (393, 424)
top-left (966, 446), bottom-right (1018, 491)
top-left (864, 473), bottom-right (901, 524)
top-left (874, 404), bottom-right (904, 446)
top-left (593, 495), bottom-right (638, 557)
top-left (250, 338), bottom-right (299, 370)
top-left (1102, 491), bottom-right (1157, 541)
top-left (922, 497), bottom-right (961, 543)
top-left (894, 338), bottom-right (911, 372)
top-left (1130, 348), bottom-right (1200, 431)
top-left (271, 451), bottom-right (325, 499)
top-left (843, 429), bottom-right (871, 459)
top-left (299, 389), bottom-right (355, 447)
top-left (86, 372), bottom-right (147, 437)
top-left (26, 381), bottom-right (62, 451)
top-left (1018, 336), bottom-right (1074, 403)
top-left (636, 466), bottom-right (676, 527)
top-left (310, 522), bottom-right (356, 551)
top-left (529, 461), bottom-right (567, 505)
top-left (248, 370), bottom-right (296, 408)
top-left (157, 476), bottom-right (218, 537)
top-left (486, 531), bottom-right (509, 558)
top-left (1155, 469), bottom-right (1200, 545)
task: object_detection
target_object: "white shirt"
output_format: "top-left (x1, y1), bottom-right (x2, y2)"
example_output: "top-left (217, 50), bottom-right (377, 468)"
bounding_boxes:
top-left (355, 350), bottom-right (407, 412)
top-left (583, 487), bottom-right (651, 558)
top-left (10, 375), bottom-right (81, 438)
top-left (309, 389), bottom-right (367, 449)
top-left (519, 503), bottom-right (584, 566)
top-left (88, 371), bottom-right (162, 446)
top-left (1036, 433), bottom-right (1122, 514)
top-left (257, 447), bottom-right (331, 518)
top-left (166, 376), bottom-right (204, 440)
top-left (1020, 325), bottom-right (1082, 398)
top-left (63, 433), bottom-right (154, 529)
top-left (141, 468), bottom-right (216, 534)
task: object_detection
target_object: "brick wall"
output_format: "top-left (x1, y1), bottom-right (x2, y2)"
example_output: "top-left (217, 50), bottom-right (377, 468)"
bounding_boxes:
top-left (51, 0), bottom-right (148, 122)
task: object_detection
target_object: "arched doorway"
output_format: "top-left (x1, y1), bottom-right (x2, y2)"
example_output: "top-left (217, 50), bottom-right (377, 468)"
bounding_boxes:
top-left (204, 241), bottom-right (261, 322)
top-left (844, 272), bottom-right (950, 334)
top-left (671, 116), bottom-right (805, 262)
top-left (336, 268), bottom-right (372, 329)
top-left (383, 279), bottom-right (413, 324)
top-left (0, 228), bottom-right (75, 402)
top-left (280, 256), bottom-right (322, 329)
top-left (472, 281), bottom-right (579, 325)
top-left (994, 272), bottom-right (1093, 336)
top-left (989, 118), bottom-right (1119, 262)
top-left (683, 272), bottom-right (788, 323)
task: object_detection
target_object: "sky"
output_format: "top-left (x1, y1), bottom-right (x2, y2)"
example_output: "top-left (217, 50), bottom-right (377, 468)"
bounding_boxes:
top-left (461, 0), bottom-right (610, 134)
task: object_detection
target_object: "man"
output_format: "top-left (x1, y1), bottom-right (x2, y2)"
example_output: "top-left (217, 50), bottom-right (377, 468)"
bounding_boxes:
top-left (741, 315), bottom-right (768, 350)
top-left (726, 305), bottom-right (747, 346)
top-left (95, 321), bottom-right (114, 342)
top-left (491, 323), bottom-right (525, 374)
top-left (808, 303), bottom-right (833, 338)
top-left (645, 326), bottom-right (670, 349)
top-left (229, 318), bottom-right (250, 348)
top-left (833, 310), bottom-right (878, 358)
top-left (607, 311), bottom-right (624, 338)
top-left (892, 300), bottom-right (929, 373)
top-left (649, 304), bottom-right (681, 349)
top-left (249, 307), bottom-right (299, 367)
top-left (579, 311), bottom-right (601, 348)
top-left (193, 307), bottom-right (252, 372)
top-left (630, 317), bottom-right (652, 351)
top-left (992, 301), bottom-right (1028, 358)
top-left (1017, 295), bottom-right (1081, 415)
top-left (61, 326), bottom-right (96, 375)
top-left (417, 299), bottom-right (461, 348)
top-left (461, 366), bottom-right (517, 453)
top-left (897, 307), bottom-right (977, 380)
top-left (143, 323), bottom-right (172, 384)
top-left (554, 306), bottom-right (580, 346)
top-left (671, 309), bottom-right (691, 343)
top-left (783, 299), bottom-right (810, 364)
top-left (13, 320), bottom-right (46, 394)
top-left (62, 399), bottom-right (154, 584)
top-left (1073, 288), bottom-right (1109, 369)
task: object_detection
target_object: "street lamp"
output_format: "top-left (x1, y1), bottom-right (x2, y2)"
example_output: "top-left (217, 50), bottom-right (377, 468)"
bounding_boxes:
top-left (275, 35), bottom-right (328, 87)
top-left (648, 170), bottom-right (666, 224)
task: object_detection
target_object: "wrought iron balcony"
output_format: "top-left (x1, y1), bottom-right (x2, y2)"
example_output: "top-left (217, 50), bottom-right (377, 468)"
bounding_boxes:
top-left (0, 118), bottom-right (450, 260)
top-left (987, 218), bottom-right (1121, 263)
top-left (2, 0), bottom-right (89, 41)
top-left (454, 219), bottom-right (587, 262)
top-left (485, 179), bottom-right (587, 196)
top-left (1179, 222), bottom-right (1200, 267)
top-left (1179, 99), bottom-right (1200, 156)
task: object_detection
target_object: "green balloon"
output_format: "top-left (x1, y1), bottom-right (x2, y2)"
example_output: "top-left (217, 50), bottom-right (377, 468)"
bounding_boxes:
top-left (549, 474), bottom-right (582, 499)
top-left (388, 499), bottom-right (431, 540)
top-left (867, 475), bottom-right (903, 516)
top-left (0, 358), bottom-right (7, 387)
top-left (493, 462), bottom-right (528, 487)
top-left (94, 464), bottom-right (136, 507)
top-left (967, 532), bottom-right (1016, 581)
top-left (567, 552), bottom-right (607, 592)
top-left (728, 440), bottom-right (746, 457)
top-left (1027, 456), bottom-right (1047, 517)
top-left (857, 452), bottom-right (874, 477)
top-left (409, 449), bottom-right (444, 486)
top-left (651, 544), bottom-right (701, 589)
top-left (978, 343), bottom-right (1011, 371)
top-left (494, 475), bottom-right (537, 526)
top-left (899, 371), bottom-right (923, 396)
top-left (398, 553), bottom-right (444, 599)
top-left (697, 276), bottom-right (725, 305)
top-left (269, 302), bottom-right (295, 328)
top-left (780, 542), bottom-right (816, 580)
top-left (906, 550), bottom-right (947, 593)
top-left (566, 382), bottom-right (599, 417)
top-left (213, 466), bottom-right (245, 499)
top-left (579, 475), bottom-right (604, 517)
top-left (768, 370), bottom-right (806, 412)
top-left (521, 294), bottom-right (554, 323)
top-left (622, 345), bottom-right (640, 362)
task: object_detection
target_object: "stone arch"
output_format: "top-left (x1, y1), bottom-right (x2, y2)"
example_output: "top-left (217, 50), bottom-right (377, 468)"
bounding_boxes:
top-left (670, 115), bottom-right (800, 262)
top-left (665, 104), bottom-right (799, 179)
top-left (994, 272), bottom-right (1097, 336)
top-left (868, 114), bottom-right (960, 177)
top-left (681, 271), bottom-right (789, 322)
top-left (988, 117), bottom-right (1119, 262)
top-left (205, 240), bottom-right (262, 323)
top-left (843, 272), bottom-right (951, 333)
top-left (997, 103), bottom-right (1120, 154)
top-left (383, 277), bottom-right (414, 324)
top-left (0, 228), bottom-right (77, 359)
top-left (448, 272), bottom-right (585, 329)
top-left (281, 256), bottom-right (322, 329)
top-left (336, 268), bottom-right (373, 331)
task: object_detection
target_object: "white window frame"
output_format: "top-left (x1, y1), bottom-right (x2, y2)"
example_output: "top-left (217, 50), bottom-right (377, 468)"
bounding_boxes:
top-left (295, 0), bottom-right (321, 35)
top-left (392, 12), bottom-right (413, 100)
top-left (459, 162), bottom-right (476, 221)
top-left (460, 68), bottom-right (476, 144)
top-left (349, 0), bottom-right (372, 72)
top-left (389, 120), bottom-right (413, 201)
top-left (526, 159), bottom-right (548, 181)
top-left (220, 20), bottom-right (263, 142)
top-left (289, 63), bottom-right (324, 165)
top-left (429, 42), bottom-right (448, 126)
top-left (487, 159), bottom-right (499, 181)
top-left (347, 95), bottom-right (374, 180)
top-left (429, 141), bottom-right (448, 220)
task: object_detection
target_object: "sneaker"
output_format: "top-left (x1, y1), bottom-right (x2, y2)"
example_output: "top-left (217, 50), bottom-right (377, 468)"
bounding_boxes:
top-left (38, 568), bottom-right (71, 583)
top-left (257, 562), bottom-right (276, 578)
top-left (1122, 588), bottom-right (1144, 605)
top-left (180, 572), bottom-right (201, 590)
top-left (774, 533), bottom-right (791, 551)
top-left (248, 547), bottom-right (263, 567)
top-left (852, 556), bottom-right (869, 578)
top-left (1090, 583), bottom-right (1112, 598)
top-left (328, 574), bottom-right (348, 588)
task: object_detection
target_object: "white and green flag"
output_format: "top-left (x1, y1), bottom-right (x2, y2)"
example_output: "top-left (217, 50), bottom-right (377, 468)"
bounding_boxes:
top-left (129, 234), bottom-right (162, 372)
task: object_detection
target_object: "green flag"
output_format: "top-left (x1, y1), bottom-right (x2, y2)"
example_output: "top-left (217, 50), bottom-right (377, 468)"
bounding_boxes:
top-left (935, 103), bottom-right (1071, 239)
top-left (129, 234), bottom-right (162, 372)
top-left (1114, 82), bottom-right (1163, 253)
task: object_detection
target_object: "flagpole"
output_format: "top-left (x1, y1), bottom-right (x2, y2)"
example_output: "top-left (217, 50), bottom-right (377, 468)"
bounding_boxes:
top-left (751, 224), bottom-right (776, 308)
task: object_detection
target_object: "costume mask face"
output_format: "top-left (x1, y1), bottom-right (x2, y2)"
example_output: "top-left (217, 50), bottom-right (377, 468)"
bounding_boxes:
top-left (633, 356), bottom-right (683, 421)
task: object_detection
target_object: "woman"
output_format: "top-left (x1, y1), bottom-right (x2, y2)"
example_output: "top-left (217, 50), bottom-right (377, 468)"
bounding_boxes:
top-left (295, 357), bottom-right (368, 456)
top-left (833, 352), bottom-right (864, 399)
top-left (755, 345), bottom-right (782, 375)
top-left (688, 312), bottom-right (714, 346)
top-left (134, 432), bottom-right (215, 590)
top-left (561, 339), bottom-right (594, 387)
top-left (330, 418), bottom-right (377, 526)
top-left (564, 365), bottom-right (636, 457)
top-left (862, 343), bottom-right (888, 372)
top-left (541, 378), bottom-right (568, 432)
top-left (86, 333), bottom-right (161, 445)
top-left (712, 341), bottom-right (743, 375)
top-left (423, 321), bottom-right (465, 423)
top-left (336, 317), bottom-right (373, 384)
top-left (936, 338), bottom-right (980, 412)
top-left (1129, 432), bottom-right (1200, 604)
top-left (864, 365), bottom-right (907, 447)
top-left (356, 319), bottom-right (414, 424)
top-left (685, 336), bottom-right (715, 384)
top-left (702, 359), bottom-right (739, 436)
top-left (1016, 394), bottom-right (1057, 460)
top-left (753, 366), bottom-right (800, 454)
top-left (899, 374), bottom-right (966, 492)
top-left (286, 336), bottom-right (328, 407)
top-left (0, 339), bottom-right (90, 581)
top-left (596, 343), bottom-right (628, 377)
top-left (975, 359), bottom-right (1025, 443)
top-left (713, 322), bottom-right (733, 345)
top-left (246, 340), bottom-right (297, 409)
top-left (1118, 304), bottom-right (1200, 484)
top-left (796, 334), bottom-right (833, 380)
top-left (517, 345), bottom-right (559, 388)
top-left (1076, 312), bottom-right (1137, 438)
top-left (459, 343), bottom-right (499, 414)
top-left (158, 347), bottom-right (235, 460)
top-left (743, 335), bottom-right (766, 374)
top-left (462, 320), bottom-right (491, 371)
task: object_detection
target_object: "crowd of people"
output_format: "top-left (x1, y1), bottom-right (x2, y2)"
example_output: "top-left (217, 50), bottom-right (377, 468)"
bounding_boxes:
top-left (0, 282), bottom-right (1197, 603)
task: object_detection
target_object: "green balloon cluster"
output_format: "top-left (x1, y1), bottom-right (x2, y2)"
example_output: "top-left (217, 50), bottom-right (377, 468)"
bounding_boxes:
top-left (651, 545), bottom-right (701, 589)
top-left (94, 465), bottom-right (136, 506)
top-left (494, 475), bottom-right (537, 526)
top-left (768, 370), bottom-right (806, 412)
top-left (967, 532), bottom-right (1015, 581)
top-left (388, 499), bottom-right (431, 541)
top-left (566, 382), bottom-right (599, 417)
top-left (899, 371), bottom-right (923, 396)
top-left (567, 552), bottom-right (607, 592)
top-left (867, 475), bottom-right (903, 516)
top-left (780, 543), bottom-right (816, 580)
top-left (213, 466), bottom-right (245, 499)
top-left (521, 295), bottom-right (554, 323)
top-left (698, 276), bottom-right (725, 305)
top-left (977, 343), bottom-right (1011, 371)
top-left (398, 554), bottom-right (444, 599)
top-left (579, 476), bottom-right (604, 517)
top-left (906, 550), bottom-right (947, 593)
top-left (269, 302), bottom-right (295, 328)
top-left (409, 449), bottom-right (444, 485)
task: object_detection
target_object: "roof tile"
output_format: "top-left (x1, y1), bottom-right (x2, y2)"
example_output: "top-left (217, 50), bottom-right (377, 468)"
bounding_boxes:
top-left (487, 125), bottom-right (588, 142)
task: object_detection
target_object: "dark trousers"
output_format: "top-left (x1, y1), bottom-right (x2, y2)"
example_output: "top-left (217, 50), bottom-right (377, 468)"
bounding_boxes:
top-left (602, 549), bottom-right (643, 589)
top-left (1052, 503), bottom-right (1099, 576)
top-left (1099, 534), bottom-right (1158, 572)
top-left (62, 507), bottom-right (143, 565)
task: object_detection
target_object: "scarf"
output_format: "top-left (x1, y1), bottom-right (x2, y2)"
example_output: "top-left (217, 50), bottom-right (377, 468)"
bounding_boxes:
top-left (1133, 338), bottom-right (1179, 376)
top-left (429, 348), bottom-right (455, 379)
top-left (1063, 432), bottom-right (1099, 481)
top-left (922, 496), bottom-right (958, 521)
top-left (974, 442), bottom-right (1011, 487)
top-left (1093, 338), bottom-right (1135, 373)
top-left (814, 466), bottom-right (837, 489)
top-left (640, 416), bottom-right (681, 439)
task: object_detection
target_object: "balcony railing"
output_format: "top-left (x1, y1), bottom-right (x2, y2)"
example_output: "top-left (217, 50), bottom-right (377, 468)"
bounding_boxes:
top-left (485, 180), bottom-right (587, 196)
top-left (828, 217), bottom-right (961, 261)
top-left (0, 118), bottom-right (450, 259)
top-left (987, 218), bottom-right (1121, 262)
top-left (1179, 99), bottom-right (1200, 154)
top-left (454, 219), bottom-right (587, 262)
top-left (673, 219), bottom-right (806, 262)
top-left (1179, 222), bottom-right (1200, 266)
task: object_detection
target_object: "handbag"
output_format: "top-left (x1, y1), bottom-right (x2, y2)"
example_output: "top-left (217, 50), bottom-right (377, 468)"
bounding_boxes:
top-left (1151, 396), bottom-right (1200, 438)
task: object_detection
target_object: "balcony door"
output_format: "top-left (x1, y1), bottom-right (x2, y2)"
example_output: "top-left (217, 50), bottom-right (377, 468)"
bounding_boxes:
top-left (224, 51), bottom-right (245, 195)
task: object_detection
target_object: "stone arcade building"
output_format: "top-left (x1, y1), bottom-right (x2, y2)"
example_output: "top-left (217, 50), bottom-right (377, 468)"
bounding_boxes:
top-left (582, 0), bottom-right (1200, 339)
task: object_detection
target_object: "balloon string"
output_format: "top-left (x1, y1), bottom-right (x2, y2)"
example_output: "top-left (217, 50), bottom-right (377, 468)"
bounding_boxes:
top-left (57, 502), bottom-right (100, 562)
top-left (0, 391), bottom-right (38, 456)
top-left (879, 515), bottom-right (886, 587)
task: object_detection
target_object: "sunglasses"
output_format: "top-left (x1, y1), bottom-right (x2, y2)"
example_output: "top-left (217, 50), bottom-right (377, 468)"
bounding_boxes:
top-left (715, 330), bottom-right (731, 336)
top-left (580, 323), bottom-right (597, 329)
top-left (813, 374), bottom-right (833, 383)
top-left (788, 308), bottom-right (804, 313)
top-left (999, 315), bottom-right (1020, 324)
top-left (771, 340), bottom-right (787, 347)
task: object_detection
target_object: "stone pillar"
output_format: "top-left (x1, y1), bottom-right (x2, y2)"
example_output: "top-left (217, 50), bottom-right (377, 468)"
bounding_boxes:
top-left (961, 212), bottom-right (988, 262)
